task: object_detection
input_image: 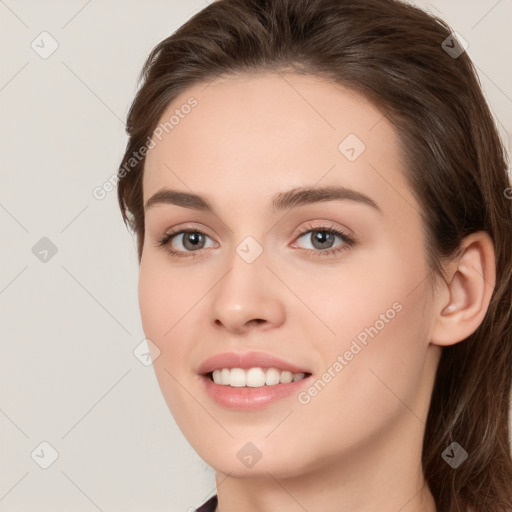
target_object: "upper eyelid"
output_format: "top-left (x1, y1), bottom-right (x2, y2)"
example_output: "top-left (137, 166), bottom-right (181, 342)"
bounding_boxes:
top-left (163, 218), bottom-right (350, 236)
top-left (165, 223), bottom-right (345, 237)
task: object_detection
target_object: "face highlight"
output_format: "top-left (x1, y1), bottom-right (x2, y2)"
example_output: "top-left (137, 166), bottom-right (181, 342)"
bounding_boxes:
top-left (138, 72), bottom-right (442, 481)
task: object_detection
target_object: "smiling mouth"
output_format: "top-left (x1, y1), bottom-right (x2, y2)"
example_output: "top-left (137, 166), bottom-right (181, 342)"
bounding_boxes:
top-left (206, 367), bottom-right (312, 387)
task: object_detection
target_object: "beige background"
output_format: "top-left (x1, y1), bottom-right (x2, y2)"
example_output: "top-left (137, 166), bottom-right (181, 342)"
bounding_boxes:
top-left (1, 1), bottom-right (511, 510)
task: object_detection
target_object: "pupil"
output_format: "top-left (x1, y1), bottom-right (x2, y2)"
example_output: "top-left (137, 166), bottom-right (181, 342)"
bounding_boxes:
top-left (184, 232), bottom-right (203, 250)
top-left (313, 231), bottom-right (333, 249)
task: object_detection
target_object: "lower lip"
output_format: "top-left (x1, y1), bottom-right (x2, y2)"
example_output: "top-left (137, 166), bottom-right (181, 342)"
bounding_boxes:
top-left (201, 374), bottom-right (311, 410)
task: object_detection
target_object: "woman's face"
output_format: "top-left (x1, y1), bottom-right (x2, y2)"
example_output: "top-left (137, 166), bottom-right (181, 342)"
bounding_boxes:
top-left (139, 72), bottom-right (442, 478)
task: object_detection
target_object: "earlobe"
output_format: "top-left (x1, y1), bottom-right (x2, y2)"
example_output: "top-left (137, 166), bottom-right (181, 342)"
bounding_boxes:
top-left (430, 231), bottom-right (496, 347)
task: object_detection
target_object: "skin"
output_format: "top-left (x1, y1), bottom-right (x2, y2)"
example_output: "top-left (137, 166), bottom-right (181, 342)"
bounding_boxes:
top-left (138, 72), bottom-right (496, 512)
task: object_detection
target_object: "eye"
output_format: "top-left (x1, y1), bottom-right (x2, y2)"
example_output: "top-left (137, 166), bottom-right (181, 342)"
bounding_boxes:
top-left (154, 222), bottom-right (356, 259)
top-left (155, 228), bottom-right (217, 258)
top-left (292, 222), bottom-right (356, 257)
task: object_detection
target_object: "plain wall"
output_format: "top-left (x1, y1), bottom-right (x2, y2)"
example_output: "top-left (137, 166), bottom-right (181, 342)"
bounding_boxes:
top-left (1, 1), bottom-right (511, 510)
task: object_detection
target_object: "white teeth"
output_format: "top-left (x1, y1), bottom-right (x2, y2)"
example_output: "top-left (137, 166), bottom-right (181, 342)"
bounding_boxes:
top-left (265, 368), bottom-right (281, 386)
top-left (212, 369), bottom-right (222, 384)
top-left (280, 370), bottom-right (293, 383)
top-left (230, 368), bottom-right (246, 387)
top-left (220, 368), bottom-right (230, 385)
top-left (209, 367), bottom-right (307, 387)
top-left (246, 367), bottom-right (266, 387)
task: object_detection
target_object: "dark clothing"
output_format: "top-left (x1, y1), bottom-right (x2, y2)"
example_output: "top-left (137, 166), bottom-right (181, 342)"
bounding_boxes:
top-left (195, 494), bottom-right (217, 511)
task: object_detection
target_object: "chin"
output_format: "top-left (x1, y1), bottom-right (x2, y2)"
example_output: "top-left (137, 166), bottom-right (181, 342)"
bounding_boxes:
top-left (193, 442), bottom-right (313, 480)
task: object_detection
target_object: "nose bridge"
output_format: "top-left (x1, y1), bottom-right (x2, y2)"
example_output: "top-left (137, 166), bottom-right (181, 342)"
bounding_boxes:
top-left (209, 235), bottom-right (286, 331)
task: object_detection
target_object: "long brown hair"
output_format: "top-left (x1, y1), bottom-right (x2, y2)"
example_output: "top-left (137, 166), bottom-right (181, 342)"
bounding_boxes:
top-left (116, 0), bottom-right (512, 510)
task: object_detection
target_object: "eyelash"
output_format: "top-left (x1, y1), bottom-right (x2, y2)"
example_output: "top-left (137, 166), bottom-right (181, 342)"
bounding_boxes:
top-left (154, 222), bottom-right (356, 259)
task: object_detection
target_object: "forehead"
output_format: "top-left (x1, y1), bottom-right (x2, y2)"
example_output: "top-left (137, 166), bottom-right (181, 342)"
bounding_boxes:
top-left (142, 72), bottom-right (416, 219)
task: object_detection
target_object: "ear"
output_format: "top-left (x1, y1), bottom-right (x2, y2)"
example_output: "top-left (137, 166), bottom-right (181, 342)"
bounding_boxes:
top-left (430, 231), bottom-right (496, 347)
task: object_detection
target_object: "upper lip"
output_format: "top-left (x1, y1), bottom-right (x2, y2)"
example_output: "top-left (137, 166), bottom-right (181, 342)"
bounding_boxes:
top-left (197, 351), bottom-right (311, 375)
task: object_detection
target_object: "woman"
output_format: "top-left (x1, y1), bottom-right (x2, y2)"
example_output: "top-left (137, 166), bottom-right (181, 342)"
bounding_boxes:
top-left (117, 0), bottom-right (512, 510)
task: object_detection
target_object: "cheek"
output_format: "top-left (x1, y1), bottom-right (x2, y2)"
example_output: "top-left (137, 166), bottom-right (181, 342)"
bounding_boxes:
top-left (138, 261), bottom-right (196, 420)
top-left (137, 260), bottom-right (189, 378)
top-left (310, 284), bottom-right (431, 434)
top-left (301, 243), bottom-right (432, 400)
top-left (138, 256), bottom-right (197, 339)
top-left (286, 243), bottom-right (422, 346)
top-left (138, 263), bottom-right (165, 340)
top-left (138, 257), bottom-right (212, 383)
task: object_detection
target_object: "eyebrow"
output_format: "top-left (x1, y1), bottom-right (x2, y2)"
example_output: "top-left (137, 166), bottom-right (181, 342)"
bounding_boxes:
top-left (144, 185), bottom-right (382, 215)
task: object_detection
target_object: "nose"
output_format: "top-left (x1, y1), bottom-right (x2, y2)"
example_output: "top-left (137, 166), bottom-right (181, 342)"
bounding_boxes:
top-left (209, 249), bottom-right (286, 335)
